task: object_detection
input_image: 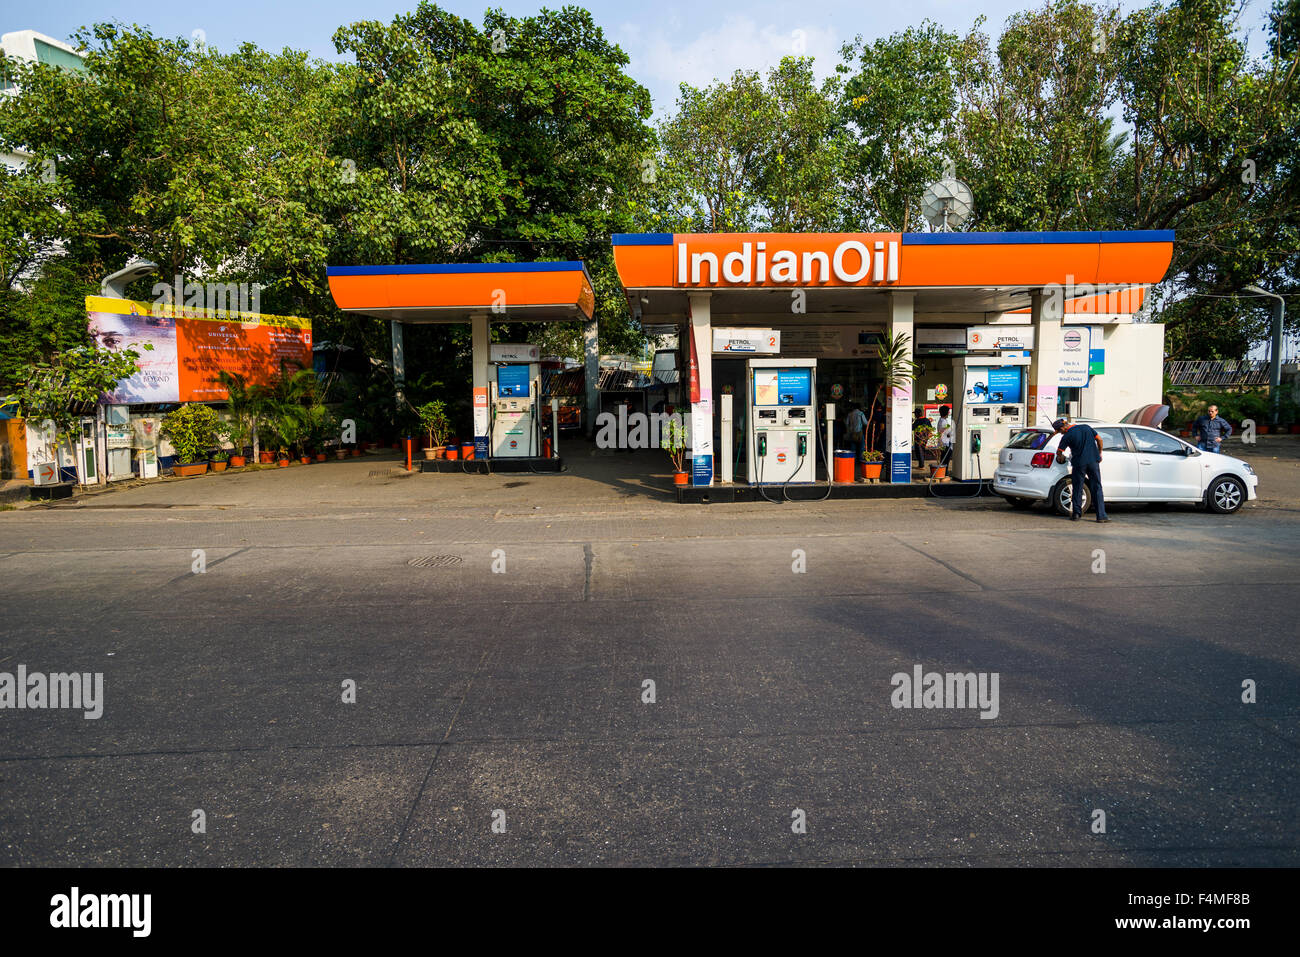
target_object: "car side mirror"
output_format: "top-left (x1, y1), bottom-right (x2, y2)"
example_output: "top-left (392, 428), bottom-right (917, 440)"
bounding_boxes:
top-left (1184, 446), bottom-right (1198, 456)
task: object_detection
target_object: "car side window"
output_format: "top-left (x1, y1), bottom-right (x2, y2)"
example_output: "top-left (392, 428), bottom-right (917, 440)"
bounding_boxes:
top-left (1128, 428), bottom-right (1184, 455)
top-left (1094, 427), bottom-right (1128, 452)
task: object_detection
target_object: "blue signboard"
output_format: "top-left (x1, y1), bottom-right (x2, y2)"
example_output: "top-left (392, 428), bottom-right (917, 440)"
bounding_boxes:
top-left (692, 454), bottom-right (713, 486)
top-left (889, 452), bottom-right (911, 483)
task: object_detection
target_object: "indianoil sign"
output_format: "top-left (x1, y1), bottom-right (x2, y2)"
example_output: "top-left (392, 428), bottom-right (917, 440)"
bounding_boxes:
top-left (612, 231), bottom-right (1177, 292)
top-left (673, 234), bottom-right (900, 288)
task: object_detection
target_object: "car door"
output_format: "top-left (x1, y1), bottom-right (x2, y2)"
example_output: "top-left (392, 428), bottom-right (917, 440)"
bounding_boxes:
top-left (1126, 427), bottom-right (1202, 501)
top-left (1094, 426), bottom-right (1140, 500)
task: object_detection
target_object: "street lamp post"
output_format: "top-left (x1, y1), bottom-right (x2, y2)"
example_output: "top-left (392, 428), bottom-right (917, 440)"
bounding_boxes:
top-left (1243, 284), bottom-right (1286, 426)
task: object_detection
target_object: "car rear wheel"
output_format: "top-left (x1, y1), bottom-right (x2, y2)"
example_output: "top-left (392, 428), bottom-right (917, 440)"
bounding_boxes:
top-left (1206, 476), bottom-right (1245, 514)
top-left (1052, 478), bottom-right (1090, 517)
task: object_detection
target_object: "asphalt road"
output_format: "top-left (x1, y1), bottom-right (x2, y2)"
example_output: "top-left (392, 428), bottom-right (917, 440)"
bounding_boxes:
top-left (2, 442), bottom-right (1298, 866)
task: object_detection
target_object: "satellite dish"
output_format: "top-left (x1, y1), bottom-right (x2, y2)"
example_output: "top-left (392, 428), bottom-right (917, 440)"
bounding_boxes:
top-left (921, 178), bottom-right (975, 231)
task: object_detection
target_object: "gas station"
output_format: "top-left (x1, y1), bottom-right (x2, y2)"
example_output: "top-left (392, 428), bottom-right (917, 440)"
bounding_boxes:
top-left (325, 229), bottom-right (1173, 498)
top-left (611, 230), bottom-right (1174, 500)
top-left (326, 261), bottom-right (597, 473)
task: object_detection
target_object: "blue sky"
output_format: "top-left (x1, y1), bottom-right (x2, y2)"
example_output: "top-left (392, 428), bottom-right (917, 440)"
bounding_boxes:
top-left (8, 0), bottom-right (1281, 117)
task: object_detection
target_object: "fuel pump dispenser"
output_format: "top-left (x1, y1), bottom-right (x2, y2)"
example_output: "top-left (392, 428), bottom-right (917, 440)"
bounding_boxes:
top-left (953, 360), bottom-right (1026, 481)
top-left (489, 359), bottom-right (541, 458)
top-left (746, 358), bottom-right (817, 485)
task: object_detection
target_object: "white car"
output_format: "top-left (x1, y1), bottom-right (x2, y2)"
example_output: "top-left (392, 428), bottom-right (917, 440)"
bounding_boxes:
top-left (992, 423), bottom-right (1258, 515)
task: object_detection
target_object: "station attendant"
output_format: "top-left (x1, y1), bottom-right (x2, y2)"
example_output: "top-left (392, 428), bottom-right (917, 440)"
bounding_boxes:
top-left (1053, 418), bottom-right (1110, 523)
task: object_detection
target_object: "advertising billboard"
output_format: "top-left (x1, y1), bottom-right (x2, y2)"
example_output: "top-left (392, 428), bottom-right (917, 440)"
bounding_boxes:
top-left (86, 296), bottom-right (312, 404)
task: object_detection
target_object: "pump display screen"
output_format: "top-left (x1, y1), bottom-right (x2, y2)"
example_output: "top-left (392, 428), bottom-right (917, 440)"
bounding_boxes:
top-left (753, 368), bottom-right (812, 406)
top-left (497, 364), bottom-right (531, 398)
top-left (964, 366), bottom-right (1022, 404)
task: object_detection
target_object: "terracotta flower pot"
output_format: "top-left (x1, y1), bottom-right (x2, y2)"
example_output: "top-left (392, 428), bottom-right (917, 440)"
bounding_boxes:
top-left (174, 462), bottom-right (209, 477)
top-left (673, 471), bottom-right (689, 486)
top-left (229, 455), bottom-right (246, 468)
top-left (300, 455), bottom-right (311, 465)
top-left (423, 448), bottom-right (438, 460)
top-left (862, 461), bottom-right (883, 481)
top-left (277, 458), bottom-right (289, 468)
top-left (931, 465), bottom-right (946, 480)
top-left (335, 450), bottom-right (347, 460)
top-left (259, 451), bottom-right (274, 464)
top-left (351, 448), bottom-right (362, 457)
top-left (315, 453), bottom-right (326, 462)
top-left (210, 460), bottom-right (228, 472)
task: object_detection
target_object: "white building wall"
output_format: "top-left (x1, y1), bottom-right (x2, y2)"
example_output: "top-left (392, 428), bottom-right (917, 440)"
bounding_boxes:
top-left (1080, 323), bottom-right (1165, 421)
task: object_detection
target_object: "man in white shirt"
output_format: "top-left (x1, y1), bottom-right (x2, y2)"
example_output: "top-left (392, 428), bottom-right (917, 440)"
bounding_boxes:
top-left (937, 405), bottom-right (954, 468)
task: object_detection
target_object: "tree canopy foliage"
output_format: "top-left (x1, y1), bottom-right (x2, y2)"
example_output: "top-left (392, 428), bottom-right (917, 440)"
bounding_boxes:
top-left (0, 0), bottom-right (1295, 410)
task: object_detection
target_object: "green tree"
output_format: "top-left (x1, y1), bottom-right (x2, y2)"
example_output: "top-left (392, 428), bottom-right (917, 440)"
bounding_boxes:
top-left (838, 22), bottom-right (966, 231)
top-left (952, 1), bottom-right (1124, 231)
top-left (1110, 0), bottom-right (1300, 357)
top-left (14, 344), bottom-right (145, 479)
top-left (652, 57), bottom-right (844, 233)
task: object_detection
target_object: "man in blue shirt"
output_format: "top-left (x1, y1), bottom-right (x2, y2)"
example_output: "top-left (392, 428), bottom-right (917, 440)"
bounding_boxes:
top-left (1193, 404), bottom-right (1233, 454)
top-left (1053, 417), bottom-right (1110, 523)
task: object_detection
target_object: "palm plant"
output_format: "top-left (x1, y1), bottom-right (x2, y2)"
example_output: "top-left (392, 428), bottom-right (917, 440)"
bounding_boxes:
top-left (273, 408), bottom-right (307, 458)
top-left (254, 365), bottom-right (320, 459)
top-left (865, 329), bottom-right (918, 457)
top-left (217, 371), bottom-right (255, 455)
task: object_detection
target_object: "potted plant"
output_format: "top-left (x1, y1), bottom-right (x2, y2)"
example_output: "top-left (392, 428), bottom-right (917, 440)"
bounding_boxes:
top-left (302, 403), bottom-right (335, 463)
top-left (162, 403), bottom-right (222, 477)
top-left (209, 449), bottom-right (229, 473)
top-left (860, 448), bottom-right (884, 481)
top-left (863, 329), bottom-right (918, 477)
top-left (661, 416), bottom-right (689, 485)
top-left (273, 408), bottom-right (306, 465)
top-left (416, 400), bottom-right (452, 459)
top-left (217, 372), bottom-right (256, 468)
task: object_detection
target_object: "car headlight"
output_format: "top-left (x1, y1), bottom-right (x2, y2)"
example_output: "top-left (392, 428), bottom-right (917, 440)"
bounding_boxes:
top-left (1241, 463), bottom-right (1255, 475)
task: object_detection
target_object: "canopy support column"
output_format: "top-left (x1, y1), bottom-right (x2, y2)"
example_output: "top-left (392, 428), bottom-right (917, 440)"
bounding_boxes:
top-left (687, 292), bottom-right (713, 486)
top-left (885, 291), bottom-right (915, 483)
top-left (1028, 289), bottom-right (1063, 429)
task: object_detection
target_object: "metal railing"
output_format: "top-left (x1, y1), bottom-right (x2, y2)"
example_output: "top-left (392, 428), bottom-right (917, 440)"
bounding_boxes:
top-left (1165, 359), bottom-right (1271, 387)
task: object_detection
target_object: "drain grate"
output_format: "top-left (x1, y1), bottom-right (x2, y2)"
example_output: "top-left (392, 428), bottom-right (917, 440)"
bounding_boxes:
top-left (369, 468), bottom-right (393, 478)
top-left (408, 555), bottom-right (463, 568)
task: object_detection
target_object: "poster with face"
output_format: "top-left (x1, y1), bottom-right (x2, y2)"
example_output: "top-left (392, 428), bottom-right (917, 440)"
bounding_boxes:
top-left (86, 297), bottom-right (312, 404)
top-left (88, 306), bottom-right (180, 403)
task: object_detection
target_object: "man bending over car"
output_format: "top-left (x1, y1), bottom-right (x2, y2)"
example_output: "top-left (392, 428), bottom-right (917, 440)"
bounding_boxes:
top-left (1052, 418), bottom-right (1110, 524)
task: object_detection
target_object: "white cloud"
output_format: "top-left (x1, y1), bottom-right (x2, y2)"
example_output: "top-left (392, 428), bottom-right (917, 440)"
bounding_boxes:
top-left (616, 15), bottom-right (843, 116)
